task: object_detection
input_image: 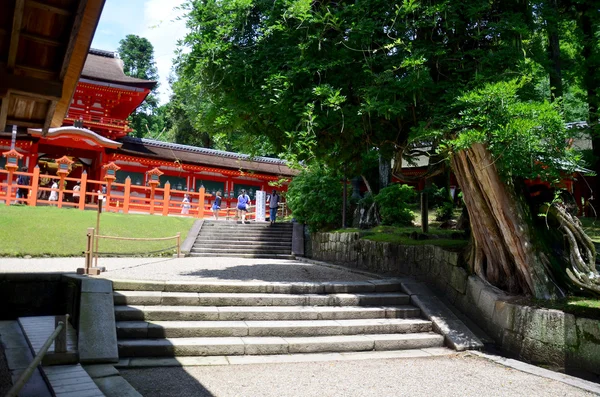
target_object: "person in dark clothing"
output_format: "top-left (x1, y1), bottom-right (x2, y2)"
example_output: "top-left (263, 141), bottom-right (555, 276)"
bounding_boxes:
top-left (16, 167), bottom-right (30, 202)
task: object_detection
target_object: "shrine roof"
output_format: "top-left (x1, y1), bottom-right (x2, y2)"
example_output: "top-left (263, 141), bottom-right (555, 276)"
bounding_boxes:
top-left (81, 49), bottom-right (157, 90)
top-left (117, 137), bottom-right (298, 177)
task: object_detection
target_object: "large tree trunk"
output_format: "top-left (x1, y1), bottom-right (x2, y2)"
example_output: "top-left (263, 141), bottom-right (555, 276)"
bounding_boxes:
top-left (451, 143), bottom-right (559, 299)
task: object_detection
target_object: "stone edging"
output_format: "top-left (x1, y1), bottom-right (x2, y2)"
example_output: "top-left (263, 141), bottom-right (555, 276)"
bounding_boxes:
top-left (307, 232), bottom-right (600, 377)
top-left (180, 219), bottom-right (203, 256)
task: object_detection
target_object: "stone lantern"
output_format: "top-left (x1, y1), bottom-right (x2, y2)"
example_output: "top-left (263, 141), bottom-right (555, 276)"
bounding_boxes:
top-left (2, 149), bottom-right (24, 206)
top-left (2, 149), bottom-right (23, 172)
top-left (146, 167), bottom-right (163, 214)
top-left (102, 162), bottom-right (121, 210)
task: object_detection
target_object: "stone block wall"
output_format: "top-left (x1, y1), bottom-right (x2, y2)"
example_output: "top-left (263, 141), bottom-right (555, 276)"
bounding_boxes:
top-left (309, 231), bottom-right (600, 376)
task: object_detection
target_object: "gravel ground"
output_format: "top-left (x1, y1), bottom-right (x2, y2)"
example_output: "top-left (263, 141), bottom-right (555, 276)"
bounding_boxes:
top-left (0, 257), bottom-right (371, 283)
top-left (119, 354), bottom-right (595, 397)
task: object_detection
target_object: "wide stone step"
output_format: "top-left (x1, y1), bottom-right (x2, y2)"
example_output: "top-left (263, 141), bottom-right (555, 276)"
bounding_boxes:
top-left (188, 253), bottom-right (296, 259)
top-left (190, 247), bottom-right (292, 255)
top-left (117, 333), bottom-right (444, 357)
top-left (115, 305), bottom-right (419, 321)
top-left (193, 240), bottom-right (292, 247)
top-left (113, 291), bottom-right (410, 307)
top-left (202, 220), bottom-right (294, 230)
top-left (196, 233), bottom-right (293, 239)
top-left (111, 280), bottom-right (402, 294)
top-left (201, 228), bottom-right (293, 234)
top-left (116, 318), bottom-right (432, 339)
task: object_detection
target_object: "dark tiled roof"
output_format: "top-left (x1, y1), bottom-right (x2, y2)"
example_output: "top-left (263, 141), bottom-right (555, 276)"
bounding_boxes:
top-left (118, 137), bottom-right (297, 176)
top-left (81, 50), bottom-right (157, 90)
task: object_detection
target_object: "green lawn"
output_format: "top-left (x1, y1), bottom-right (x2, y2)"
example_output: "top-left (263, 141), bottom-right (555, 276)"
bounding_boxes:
top-left (0, 206), bottom-right (196, 257)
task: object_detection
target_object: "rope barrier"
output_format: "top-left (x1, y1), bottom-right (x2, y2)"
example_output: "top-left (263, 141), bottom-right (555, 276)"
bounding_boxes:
top-left (96, 245), bottom-right (178, 257)
top-left (96, 235), bottom-right (179, 241)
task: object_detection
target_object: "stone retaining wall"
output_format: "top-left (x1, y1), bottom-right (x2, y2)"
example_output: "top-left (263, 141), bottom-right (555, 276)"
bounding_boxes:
top-left (309, 232), bottom-right (600, 376)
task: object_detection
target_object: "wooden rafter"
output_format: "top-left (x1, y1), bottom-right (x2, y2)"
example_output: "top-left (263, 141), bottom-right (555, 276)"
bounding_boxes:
top-left (42, 100), bottom-right (58, 135)
top-left (20, 31), bottom-right (63, 47)
top-left (59, 0), bottom-right (89, 81)
top-left (7, 0), bottom-right (25, 70)
top-left (26, 0), bottom-right (72, 16)
top-left (0, 97), bottom-right (9, 131)
top-left (0, 67), bottom-right (63, 100)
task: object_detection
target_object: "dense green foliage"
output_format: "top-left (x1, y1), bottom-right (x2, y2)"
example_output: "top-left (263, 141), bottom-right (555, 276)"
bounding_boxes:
top-left (286, 167), bottom-right (343, 231)
top-left (373, 184), bottom-right (416, 227)
top-left (447, 80), bottom-right (580, 181)
top-left (174, 0), bottom-right (596, 172)
top-left (117, 35), bottom-right (161, 138)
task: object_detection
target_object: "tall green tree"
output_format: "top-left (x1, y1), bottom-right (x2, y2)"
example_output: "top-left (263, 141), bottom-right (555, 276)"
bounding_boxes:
top-left (176, 0), bottom-right (598, 297)
top-left (117, 34), bottom-right (160, 138)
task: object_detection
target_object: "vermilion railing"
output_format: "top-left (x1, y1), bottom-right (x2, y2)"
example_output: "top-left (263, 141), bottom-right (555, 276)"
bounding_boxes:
top-left (64, 113), bottom-right (130, 129)
top-left (0, 167), bottom-right (284, 220)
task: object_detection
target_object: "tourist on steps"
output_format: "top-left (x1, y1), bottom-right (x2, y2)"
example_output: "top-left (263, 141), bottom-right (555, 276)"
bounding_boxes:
top-left (212, 191), bottom-right (222, 220)
top-left (267, 189), bottom-right (280, 225)
top-left (237, 189), bottom-right (251, 224)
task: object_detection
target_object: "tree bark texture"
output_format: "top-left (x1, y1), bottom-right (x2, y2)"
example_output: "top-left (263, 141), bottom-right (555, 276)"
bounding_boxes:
top-left (451, 143), bottom-right (557, 298)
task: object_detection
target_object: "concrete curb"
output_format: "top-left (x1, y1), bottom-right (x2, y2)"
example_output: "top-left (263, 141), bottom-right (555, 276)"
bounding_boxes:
top-left (114, 347), bottom-right (458, 368)
top-left (63, 275), bottom-right (119, 363)
top-left (468, 350), bottom-right (600, 395)
top-left (180, 219), bottom-right (204, 257)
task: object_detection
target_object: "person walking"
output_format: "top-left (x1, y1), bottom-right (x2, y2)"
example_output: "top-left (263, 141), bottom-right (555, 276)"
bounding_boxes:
top-left (237, 189), bottom-right (251, 223)
top-left (48, 179), bottom-right (59, 205)
top-left (212, 191), bottom-right (222, 220)
top-left (16, 167), bottom-right (30, 203)
top-left (72, 181), bottom-right (81, 204)
top-left (267, 189), bottom-right (280, 225)
top-left (181, 194), bottom-right (191, 215)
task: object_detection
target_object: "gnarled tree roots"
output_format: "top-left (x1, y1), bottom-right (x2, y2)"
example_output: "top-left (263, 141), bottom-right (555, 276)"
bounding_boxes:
top-left (547, 204), bottom-right (600, 295)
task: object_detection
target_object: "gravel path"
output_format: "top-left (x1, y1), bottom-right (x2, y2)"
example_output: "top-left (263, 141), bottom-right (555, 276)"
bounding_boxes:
top-left (0, 257), bottom-right (371, 283)
top-left (119, 353), bottom-right (595, 397)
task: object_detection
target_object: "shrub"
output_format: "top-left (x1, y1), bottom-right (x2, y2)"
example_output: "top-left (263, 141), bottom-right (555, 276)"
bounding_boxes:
top-left (373, 184), bottom-right (416, 226)
top-left (286, 167), bottom-right (343, 232)
top-left (435, 201), bottom-right (454, 221)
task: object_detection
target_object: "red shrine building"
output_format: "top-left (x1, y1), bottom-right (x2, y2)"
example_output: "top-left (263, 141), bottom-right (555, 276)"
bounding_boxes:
top-left (0, 49), bottom-right (296, 208)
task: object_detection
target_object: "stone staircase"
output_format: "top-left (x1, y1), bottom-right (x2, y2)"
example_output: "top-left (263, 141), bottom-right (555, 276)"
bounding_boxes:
top-left (113, 280), bottom-right (445, 359)
top-left (190, 221), bottom-right (294, 259)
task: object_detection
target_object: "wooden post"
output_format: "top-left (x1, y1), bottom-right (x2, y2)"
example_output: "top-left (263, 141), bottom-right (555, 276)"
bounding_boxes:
top-left (176, 232), bottom-right (181, 257)
top-left (77, 227), bottom-right (101, 275)
top-left (197, 187), bottom-right (205, 219)
top-left (29, 166), bottom-right (39, 207)
top-left (95, 200), bottom-right (102, 268)
top-left (57, 174), bottom-right (65, 209)
top-left (5, 169), bottom-right (14, 206)
top-left (123, 177), bottom-right (131, 214)
top-left (421, 190), bottom-right (429, 234)
top-left (163, 182), bottom-right (170, 216)
top-left (86, 227), bottom-right (94, 270)
top-left (106, 182), bottom-right (112, 212)
top-left (150, 185), bottom-right (156, 215)
top-left (54, 315), bottom-right (68, 353)
top-left (79, 172), bottom-right (87, 210)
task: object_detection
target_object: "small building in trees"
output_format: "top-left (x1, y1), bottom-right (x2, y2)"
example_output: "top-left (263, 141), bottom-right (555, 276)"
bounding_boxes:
top-left (0, 49), bottom-right (296, 210)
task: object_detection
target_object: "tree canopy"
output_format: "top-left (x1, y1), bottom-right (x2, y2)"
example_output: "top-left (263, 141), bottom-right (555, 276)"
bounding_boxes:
top-left (118, 34), bottom-right (161, 138)
top-left (169, 0), bottom-right (600, 297)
